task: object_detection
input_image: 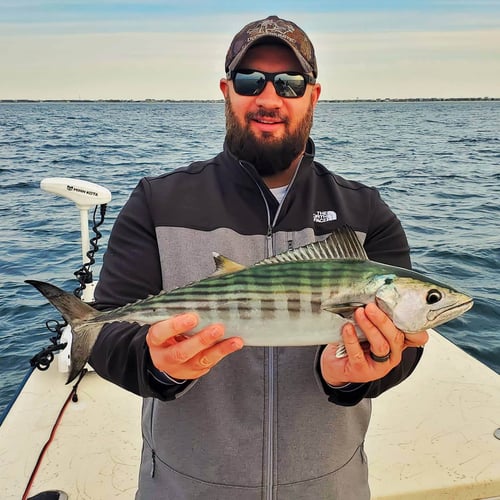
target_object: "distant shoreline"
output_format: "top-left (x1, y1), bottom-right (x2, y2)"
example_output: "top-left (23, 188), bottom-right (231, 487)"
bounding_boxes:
top-left (1, 97), bottom-right (499, 104)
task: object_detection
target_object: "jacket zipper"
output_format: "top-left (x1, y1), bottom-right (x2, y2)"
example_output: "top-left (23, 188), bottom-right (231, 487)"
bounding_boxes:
top-left (264, 203), bottom-right (274, 500)
top-left (239, 157), bottom-right (304, 500)
top-left (247, 180), bottom-right (274, 500)
top-left (266, 346), bottom-right (275, 500)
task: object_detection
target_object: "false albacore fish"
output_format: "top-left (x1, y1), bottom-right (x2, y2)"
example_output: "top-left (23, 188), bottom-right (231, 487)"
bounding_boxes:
top-left (27, 226), bottom-right (473, 383)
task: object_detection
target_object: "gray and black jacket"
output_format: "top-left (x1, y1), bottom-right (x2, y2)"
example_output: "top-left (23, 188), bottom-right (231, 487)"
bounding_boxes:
top-left (90, 139), bottom-right (423, 499)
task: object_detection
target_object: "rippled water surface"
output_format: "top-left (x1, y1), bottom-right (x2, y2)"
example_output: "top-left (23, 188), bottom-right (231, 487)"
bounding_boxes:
top-left (1, 101), bottom-right (499, 415)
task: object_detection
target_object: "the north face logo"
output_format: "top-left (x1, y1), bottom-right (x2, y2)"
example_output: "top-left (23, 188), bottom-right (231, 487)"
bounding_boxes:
top-left (313, 211), bottom-right (337, 223)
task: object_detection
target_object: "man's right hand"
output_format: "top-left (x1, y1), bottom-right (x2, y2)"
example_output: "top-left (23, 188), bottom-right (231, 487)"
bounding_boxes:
top-left (146, 312), bottom-right (244, 380)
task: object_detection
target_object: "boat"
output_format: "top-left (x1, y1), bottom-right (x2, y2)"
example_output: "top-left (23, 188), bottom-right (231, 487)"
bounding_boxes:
top-left (1, 178), bottom-right (499, 500)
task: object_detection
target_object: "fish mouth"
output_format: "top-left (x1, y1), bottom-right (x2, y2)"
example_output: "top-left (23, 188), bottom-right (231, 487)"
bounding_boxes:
top-left (427, 299), bottom-right (474, 324)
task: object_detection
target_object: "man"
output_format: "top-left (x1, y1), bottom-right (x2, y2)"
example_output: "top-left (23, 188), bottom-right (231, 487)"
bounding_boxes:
top-left (90, 15), bottom-right (428, 499)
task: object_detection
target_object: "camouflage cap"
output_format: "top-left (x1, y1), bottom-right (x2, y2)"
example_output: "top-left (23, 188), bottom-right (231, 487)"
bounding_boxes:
top-left (225, 15), bottom-right (318, 78)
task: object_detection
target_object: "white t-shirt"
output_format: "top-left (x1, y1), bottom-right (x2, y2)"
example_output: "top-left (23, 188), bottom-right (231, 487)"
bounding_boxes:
top-left (270, 185), bottom-right (288, 204)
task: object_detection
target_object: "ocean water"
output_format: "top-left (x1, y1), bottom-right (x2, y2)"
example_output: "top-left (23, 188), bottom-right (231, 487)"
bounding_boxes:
top-left (0, 101), bottom-right (499, 415)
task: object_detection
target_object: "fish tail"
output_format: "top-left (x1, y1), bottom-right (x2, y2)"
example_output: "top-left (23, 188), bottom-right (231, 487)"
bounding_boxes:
top-left (26, 280), bottom-right (101, 384)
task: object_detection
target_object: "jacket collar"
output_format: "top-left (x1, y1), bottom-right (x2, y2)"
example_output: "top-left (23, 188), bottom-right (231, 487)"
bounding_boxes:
top-left (222, 137), bottom-right (316, 186)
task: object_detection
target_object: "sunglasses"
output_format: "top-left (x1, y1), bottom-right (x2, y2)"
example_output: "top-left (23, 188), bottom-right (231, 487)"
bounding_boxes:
top-left (228, 69), bottom-right (316, 98)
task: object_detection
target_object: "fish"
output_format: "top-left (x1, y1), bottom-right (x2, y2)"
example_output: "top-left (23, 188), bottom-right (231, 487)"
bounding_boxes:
top-left (26, 226), bottom-right (473, 384)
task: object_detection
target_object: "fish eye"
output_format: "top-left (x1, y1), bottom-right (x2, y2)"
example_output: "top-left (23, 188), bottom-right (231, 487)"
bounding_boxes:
top-left (426, 289), bottom-right (442, 304)
top-left (384, 277), bottom-right (393, 285)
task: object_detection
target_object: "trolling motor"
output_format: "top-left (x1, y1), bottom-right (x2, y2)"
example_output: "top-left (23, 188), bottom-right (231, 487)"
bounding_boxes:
top-left (40, 177), bottom-right (112, 301)
top-left (30, 178), bottom-right (112, 373)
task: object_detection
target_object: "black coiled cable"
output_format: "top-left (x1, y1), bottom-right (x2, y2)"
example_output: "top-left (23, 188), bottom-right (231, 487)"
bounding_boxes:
top-left (73, 203), bottom-right (107, 298)
top-left (30, 203), bottom-right (107, 371)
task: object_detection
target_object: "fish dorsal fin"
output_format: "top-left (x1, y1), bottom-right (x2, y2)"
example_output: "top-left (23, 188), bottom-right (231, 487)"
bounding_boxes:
top-left (258, 225), bottom-right (368, 265)
top-left (211, 252), bottom-right (247, 277)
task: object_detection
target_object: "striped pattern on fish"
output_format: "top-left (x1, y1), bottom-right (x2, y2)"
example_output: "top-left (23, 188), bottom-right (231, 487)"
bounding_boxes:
top-left (107, 260), bottom-right (381, 343)
top-left (26, 226), bottom-right (473, 383)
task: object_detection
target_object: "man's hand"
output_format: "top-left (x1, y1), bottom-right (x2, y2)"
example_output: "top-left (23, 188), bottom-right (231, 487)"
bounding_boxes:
top-left (146, 313), bottom-right (244, 380)
top-left (320, 303), bottom-right (429, 387)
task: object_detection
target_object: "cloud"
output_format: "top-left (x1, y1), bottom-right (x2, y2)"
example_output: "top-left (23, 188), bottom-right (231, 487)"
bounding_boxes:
top-left (1, 6), bottom-right (499, 99)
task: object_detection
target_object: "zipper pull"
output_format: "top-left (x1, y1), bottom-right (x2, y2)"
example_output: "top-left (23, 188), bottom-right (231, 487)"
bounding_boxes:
top-left (266, 229), bottom-right (273, 257)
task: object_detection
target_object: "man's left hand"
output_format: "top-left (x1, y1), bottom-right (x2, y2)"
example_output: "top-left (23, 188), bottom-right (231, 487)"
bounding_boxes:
top-left (320, 302), bottom-right (429, 387)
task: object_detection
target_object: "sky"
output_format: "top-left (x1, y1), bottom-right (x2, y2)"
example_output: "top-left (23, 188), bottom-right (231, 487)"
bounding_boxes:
top-left (1, 0), bottom-right (499, 100)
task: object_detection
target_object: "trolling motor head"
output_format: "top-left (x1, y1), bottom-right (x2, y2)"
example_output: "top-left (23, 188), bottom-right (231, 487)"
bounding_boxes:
top-left (40, 177), bottom-right (112, 302)
top-left (41, 178), bottom-right (112, 210)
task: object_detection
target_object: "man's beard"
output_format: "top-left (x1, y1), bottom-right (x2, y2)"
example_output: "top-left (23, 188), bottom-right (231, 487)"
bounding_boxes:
top-left (225, 97), bottom-right (314, 177)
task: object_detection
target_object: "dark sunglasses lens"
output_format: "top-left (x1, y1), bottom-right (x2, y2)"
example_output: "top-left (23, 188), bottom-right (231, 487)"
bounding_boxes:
top-left (233, 72), bottom-right (266, 96)
top-left (273, 73), bottom-right (306, 97)
top-left (233, 71), bottom-right (307, 98)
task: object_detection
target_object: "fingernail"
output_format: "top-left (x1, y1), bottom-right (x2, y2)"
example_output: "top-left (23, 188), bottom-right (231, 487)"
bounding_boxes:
top-left (230, 339), bottom-right (244, 350)
top-left (208, 325), bottom-right (222, 339)
top-left (342, 323), bottom-right (356, 336)
top-left (174, 313), bottom-right (197, 331)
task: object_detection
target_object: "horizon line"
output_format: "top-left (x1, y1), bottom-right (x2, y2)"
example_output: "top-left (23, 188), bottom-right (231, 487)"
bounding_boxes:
top-left (1, 97), bottom-right (499, 103)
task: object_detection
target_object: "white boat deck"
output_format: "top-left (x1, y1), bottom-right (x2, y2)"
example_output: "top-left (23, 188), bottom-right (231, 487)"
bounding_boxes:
top-left (0, 363), bottom-right (141, 499)
top-left (0, 329), bottom-right (499, 499)
top-left (366, 330), bottom-right (500, 499)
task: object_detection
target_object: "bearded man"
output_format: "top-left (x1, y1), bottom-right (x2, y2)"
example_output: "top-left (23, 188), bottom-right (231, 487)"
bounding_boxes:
top-left (90, 15), bottom-right (428, 500)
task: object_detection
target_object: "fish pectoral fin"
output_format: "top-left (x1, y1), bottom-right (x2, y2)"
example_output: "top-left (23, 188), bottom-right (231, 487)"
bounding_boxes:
top-left (211, 253), bottom-right (247, 277)
top-left (322, 302), bottom-right (365, 319)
